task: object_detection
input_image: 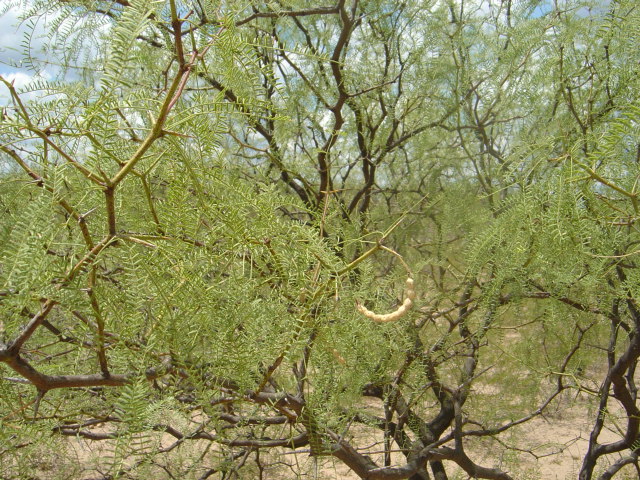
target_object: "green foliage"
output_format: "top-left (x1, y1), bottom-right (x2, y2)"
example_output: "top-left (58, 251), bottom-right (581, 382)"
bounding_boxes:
top-left (1, 0), bottom-right (640, 479)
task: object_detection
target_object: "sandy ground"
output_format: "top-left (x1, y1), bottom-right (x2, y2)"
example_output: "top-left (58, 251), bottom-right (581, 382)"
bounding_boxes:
top-left (23, 391), bottom-right (634, 480)
top-left (9, 365), bottom-right (639, 479)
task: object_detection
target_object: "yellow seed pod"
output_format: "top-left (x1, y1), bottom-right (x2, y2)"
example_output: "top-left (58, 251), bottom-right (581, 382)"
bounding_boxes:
top-left (405, 278), bottom-right (416, 300)
top-left (356, 277), bottom-right (416, 323)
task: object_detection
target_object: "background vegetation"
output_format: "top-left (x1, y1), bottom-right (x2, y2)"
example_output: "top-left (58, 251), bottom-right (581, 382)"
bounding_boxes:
top-left (1, 0), bottom-right (639, 479)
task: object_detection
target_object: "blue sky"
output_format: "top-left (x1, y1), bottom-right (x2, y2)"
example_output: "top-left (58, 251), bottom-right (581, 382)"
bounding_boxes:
top-left (0, 6), bottom-right (58, 103)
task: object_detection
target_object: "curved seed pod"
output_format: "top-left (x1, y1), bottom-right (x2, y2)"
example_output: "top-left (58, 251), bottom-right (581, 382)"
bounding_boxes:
top-left (406, 278), bottom-right (416, 300)
top-left (356, 277), bottom-right (416, 323)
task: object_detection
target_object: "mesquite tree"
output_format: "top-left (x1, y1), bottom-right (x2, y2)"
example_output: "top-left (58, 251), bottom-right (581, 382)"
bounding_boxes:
top-left (1, 1), bottom-right (639, 479)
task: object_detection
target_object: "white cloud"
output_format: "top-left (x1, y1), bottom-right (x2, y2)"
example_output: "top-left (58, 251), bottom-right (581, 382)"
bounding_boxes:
top-left (3, 71), bottom-right (34, 89)
top-left (0, 6), bottom-right (50, 72)
top-left (0, 70), bottom-right (52, 105)
top-left (0, 8), bottom-right (25, 70)
top-left (0, 6), bottom-right (61, 105)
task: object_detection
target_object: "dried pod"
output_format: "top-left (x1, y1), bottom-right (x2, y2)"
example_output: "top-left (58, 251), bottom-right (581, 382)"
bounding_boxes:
top-left (356, 277), bottom-right (416, 323)
top-left (405, 278), bottom-right (416, 300)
